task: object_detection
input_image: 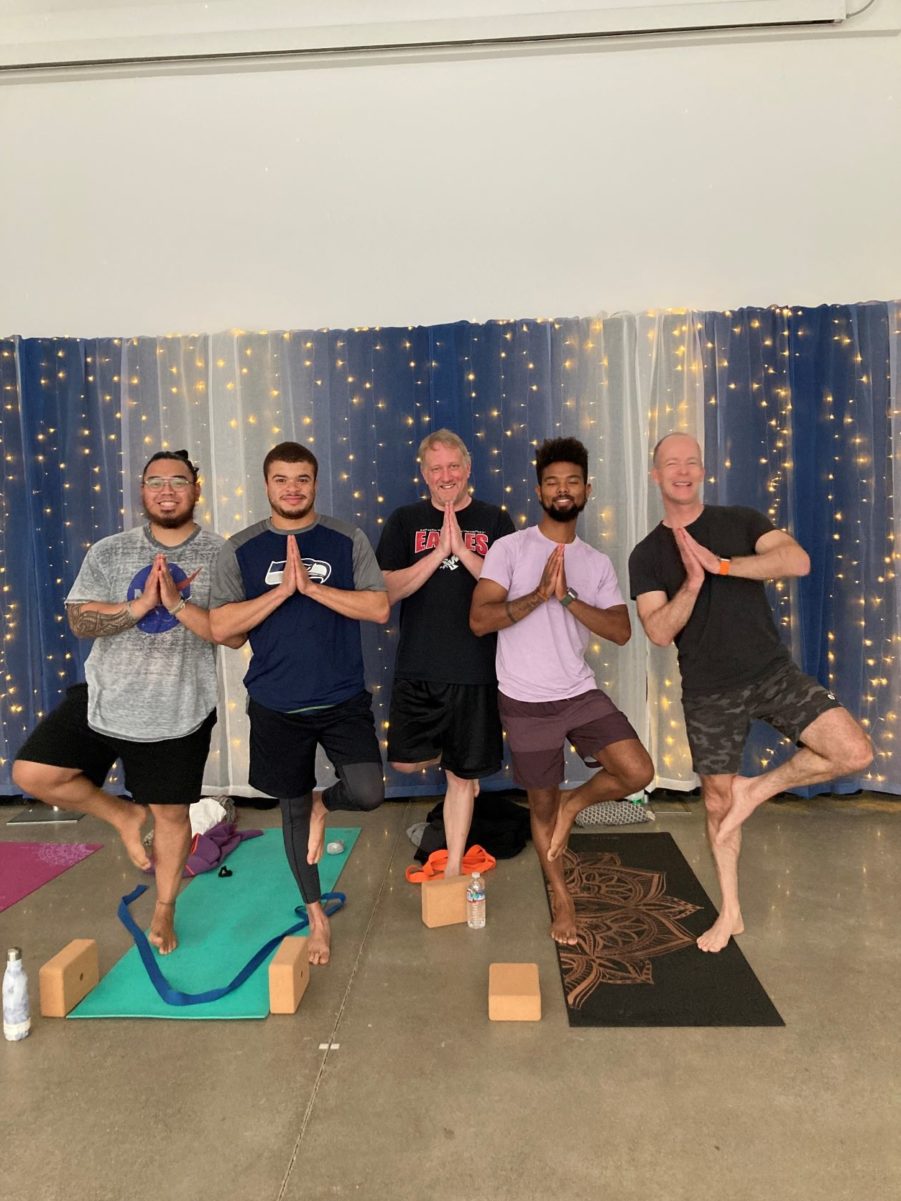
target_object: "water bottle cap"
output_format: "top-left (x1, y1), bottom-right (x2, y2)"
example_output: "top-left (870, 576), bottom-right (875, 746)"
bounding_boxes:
top-left (7, 948), bottom-right (22, 963)
top-left (471, 871), bottom-right (481, 879)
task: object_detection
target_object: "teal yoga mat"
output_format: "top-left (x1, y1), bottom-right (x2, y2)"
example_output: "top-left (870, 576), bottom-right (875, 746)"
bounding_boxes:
top-left (70, 827), bottom-right (359, 1020)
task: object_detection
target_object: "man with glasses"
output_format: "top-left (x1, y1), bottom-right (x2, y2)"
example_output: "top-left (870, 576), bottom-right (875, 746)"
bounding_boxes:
top-left (13, 450), bottom-right (236, 955)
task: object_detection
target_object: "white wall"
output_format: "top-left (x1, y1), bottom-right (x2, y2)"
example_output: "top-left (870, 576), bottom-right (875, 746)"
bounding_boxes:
top-left (1, 8), bottom-right (900, 336)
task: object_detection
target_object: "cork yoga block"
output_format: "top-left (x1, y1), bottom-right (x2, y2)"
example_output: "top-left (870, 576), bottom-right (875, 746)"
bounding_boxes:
top-left (488, 962), bottom-right (541, 1022)
top-left (39, 939), bottom-right (100, 1017)
top-left (269, 936), bottom-right (310, 1015)
top-left (421, 875), bottom-right (470, 928)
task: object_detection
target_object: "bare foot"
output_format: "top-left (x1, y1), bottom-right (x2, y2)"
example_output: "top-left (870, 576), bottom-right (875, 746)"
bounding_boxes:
top-left (307, 791), bottom-right (328, 865)
top-left (547, 791), bottom-right (584, 861)
top-left (112, 801), bottom-right (151, 870)
top-left (697, 911), bottom-right (744, 953)
top-left (307, 916), bottom-right (331, 966)
top-left (549, 892), bottom-right (580, 946)
top-left (149, 900), bottom-right (178, 955)
top-left (715, 776), bottom-right (765, 846)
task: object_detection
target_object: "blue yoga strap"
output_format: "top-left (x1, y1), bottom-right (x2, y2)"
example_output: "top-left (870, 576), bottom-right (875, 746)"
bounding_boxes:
top-left (117, 883), bottom-right (346, 1007)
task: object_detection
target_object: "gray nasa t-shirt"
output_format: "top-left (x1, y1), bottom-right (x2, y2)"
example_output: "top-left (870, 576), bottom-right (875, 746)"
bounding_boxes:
top-left (66, 524), bottom-right (224, 742)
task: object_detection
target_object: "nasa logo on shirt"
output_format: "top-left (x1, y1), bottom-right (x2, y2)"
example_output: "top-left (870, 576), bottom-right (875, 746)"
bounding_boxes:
top-left (127, 562), bottom-right (193, 634)
top-left (265, 558), bottom-right (332, 585)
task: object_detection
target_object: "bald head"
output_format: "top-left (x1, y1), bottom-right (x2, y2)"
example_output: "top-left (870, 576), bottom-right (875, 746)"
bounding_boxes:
top-left (652, 432), bottom-right (703, 468)
top-left (650, 432), bottom-right (705, 517)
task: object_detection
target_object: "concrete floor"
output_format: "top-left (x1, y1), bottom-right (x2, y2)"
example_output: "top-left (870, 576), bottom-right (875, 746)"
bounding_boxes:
top-left (1, 793), bottom-right (899, 1201)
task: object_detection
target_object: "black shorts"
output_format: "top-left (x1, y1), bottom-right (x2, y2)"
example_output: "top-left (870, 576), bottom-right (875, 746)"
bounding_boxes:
top-left (248, 689), bottom-right (382, 799)
top-left (14, 683), bottom-right (216, 807)
top-left (682, 658), bottom-right (842, 777)
top-left (387, 679), bottom-right (503, 779)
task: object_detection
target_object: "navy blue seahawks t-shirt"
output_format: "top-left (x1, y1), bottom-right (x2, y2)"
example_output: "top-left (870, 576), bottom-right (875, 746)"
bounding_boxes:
top-left (210, 515), bottom-right (386, 711)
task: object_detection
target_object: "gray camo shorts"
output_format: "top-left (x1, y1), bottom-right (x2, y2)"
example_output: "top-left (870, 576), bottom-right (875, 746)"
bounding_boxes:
top-left (682, 657), bottom-right (841, 777)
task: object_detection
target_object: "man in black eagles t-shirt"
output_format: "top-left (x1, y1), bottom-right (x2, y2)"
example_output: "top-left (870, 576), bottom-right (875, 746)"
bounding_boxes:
top-left (629, 433), bottom-right (871, 953)
top-left (377, 430), bottom-right (514, 877)
top-left (210, 442), bottom-right (389, 967)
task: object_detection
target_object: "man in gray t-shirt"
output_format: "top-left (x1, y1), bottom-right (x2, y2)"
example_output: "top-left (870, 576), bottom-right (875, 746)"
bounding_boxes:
top-left (13, 451), bottom-right (239, 956)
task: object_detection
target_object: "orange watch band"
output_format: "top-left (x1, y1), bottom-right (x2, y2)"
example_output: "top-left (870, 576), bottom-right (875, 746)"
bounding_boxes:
top-left (718, 557), bottom-right (731, 576)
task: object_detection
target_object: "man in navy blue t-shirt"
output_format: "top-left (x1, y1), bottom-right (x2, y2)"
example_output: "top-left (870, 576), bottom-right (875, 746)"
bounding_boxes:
top-left (210, 442), bottom-right (389, 965)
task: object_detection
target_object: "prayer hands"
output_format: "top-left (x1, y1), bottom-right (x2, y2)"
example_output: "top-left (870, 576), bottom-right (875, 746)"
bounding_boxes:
top-left (673, 527), bottom-right (709, 589)
top-left (278, 533), bottom-right (313, 598)
top-left (440, 502), bottom-right (465, 559)
top-left (156, 555), bottom-right (182, 611)
top-left (537, 544), bottom-right (565, 601)
top-left (132, 554), bottom-right (164, 617)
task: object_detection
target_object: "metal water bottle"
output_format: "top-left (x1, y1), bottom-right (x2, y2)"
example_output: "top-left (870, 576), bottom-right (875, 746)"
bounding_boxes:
top-left (3, 947), bottom-right (31, 1041)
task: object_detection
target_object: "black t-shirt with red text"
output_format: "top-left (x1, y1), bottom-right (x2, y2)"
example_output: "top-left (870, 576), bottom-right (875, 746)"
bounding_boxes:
top-left (377, 498), bottom-right (515, 684)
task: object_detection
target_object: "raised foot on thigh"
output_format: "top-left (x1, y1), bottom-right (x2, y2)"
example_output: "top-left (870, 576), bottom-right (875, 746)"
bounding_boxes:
top-left (307, 918), bottom-right (331, 966)
top-left (548, 792), bottom-right (585, 862)
top-left (697, 911), bottom-right (744, 953)
top-left (149, 900), bottom-right (178, 955)
top-left (549, 891), bottom-right (580, 946)
top-left (715, 776), bottom-right (765, 846)
top-left (307, 791), bottom-right (327, 865)
top-left (112, 801), bottom-right (151, 870)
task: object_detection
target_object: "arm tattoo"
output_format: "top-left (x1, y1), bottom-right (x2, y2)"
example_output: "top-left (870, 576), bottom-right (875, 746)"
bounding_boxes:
top-left (68, 603), bottom-right (139, 638)
top-left (506, 590), bottom-right (545, 625)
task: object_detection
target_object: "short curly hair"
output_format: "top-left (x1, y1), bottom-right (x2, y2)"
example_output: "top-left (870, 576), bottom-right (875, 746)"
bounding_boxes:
top-left (534, 437), bottom-right (588, 484)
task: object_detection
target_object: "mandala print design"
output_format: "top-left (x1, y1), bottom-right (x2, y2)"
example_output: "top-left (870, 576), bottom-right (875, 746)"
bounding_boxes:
top-left (550, 849), bottom-right (702, 1009)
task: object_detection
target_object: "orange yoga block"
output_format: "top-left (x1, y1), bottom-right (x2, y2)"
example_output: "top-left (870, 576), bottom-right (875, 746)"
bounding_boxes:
top-left (269, 936), bottom-right (310, 1014)
top-left (489, 962), bottom-right (541, 1022)
top-left (421, 875), bottom-right (469, 928)
top-left (39, 939), bottom-right (100, 1017)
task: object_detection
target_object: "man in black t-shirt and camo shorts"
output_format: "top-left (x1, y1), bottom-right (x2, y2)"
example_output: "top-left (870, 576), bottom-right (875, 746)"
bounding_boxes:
top-left (377, 431), bottom-right (514, 876)
top-left (629, 433), bottom-right (872, 953)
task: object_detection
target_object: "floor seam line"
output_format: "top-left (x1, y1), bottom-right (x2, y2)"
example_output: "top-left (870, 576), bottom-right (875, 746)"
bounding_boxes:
top-left (274, 801), bottom-right (414, 1201)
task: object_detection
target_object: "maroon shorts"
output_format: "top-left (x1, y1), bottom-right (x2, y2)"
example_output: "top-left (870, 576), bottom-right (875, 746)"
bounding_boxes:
top-left (498, 688), bottom-right (638, 790)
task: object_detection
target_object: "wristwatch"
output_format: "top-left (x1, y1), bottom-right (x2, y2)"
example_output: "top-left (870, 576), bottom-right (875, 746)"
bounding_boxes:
top-left (560, 586), bottom-right (579, 608)
top-left (717, 557), bottom-right (732, 576)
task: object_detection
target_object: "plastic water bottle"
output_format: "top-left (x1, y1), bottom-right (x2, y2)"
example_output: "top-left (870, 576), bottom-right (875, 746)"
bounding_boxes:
top-left (3, 948), bottom-right (31, 1041)
top-left (466, 872), bottom-right (486, 929)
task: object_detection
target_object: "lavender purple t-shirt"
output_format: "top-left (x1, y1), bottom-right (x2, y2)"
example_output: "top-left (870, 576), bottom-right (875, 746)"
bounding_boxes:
top-left (480, 526), bottom-right (625, 703)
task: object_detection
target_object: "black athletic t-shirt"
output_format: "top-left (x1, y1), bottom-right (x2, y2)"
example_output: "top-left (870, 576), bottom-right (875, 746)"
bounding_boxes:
top-left (628, 505), bottom-right (791, 696)
top-left (377, 498), bottom-right (515, 685)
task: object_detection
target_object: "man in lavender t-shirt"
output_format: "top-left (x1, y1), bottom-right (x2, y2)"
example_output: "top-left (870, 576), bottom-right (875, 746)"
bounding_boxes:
top-left (470, 437), bottom-right (653, 946)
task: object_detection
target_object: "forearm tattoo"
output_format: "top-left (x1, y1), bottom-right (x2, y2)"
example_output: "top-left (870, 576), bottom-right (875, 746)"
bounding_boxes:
top-left (68, 603), bottom-right (139, 638)
top-left (505, 591), bottom-right (545, 625)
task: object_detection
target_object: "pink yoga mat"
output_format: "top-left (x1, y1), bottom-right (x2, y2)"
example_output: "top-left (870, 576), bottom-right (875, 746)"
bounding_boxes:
top-left (0, 842), bottom-right (102, 912)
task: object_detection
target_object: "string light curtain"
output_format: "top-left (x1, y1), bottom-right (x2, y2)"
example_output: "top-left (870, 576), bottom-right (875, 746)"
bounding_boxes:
top-left (1, 303), bottom-right (897, 798)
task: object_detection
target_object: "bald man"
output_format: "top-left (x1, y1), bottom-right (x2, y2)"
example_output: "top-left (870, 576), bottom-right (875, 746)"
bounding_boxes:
top-left (628, 433), bottom-right (872, 952)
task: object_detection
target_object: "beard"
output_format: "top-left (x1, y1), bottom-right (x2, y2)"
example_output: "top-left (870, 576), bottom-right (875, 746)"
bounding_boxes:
top-left (540, 497), bottom-right (587, 523)
top-left (142, 504), bottom-right (196, 529)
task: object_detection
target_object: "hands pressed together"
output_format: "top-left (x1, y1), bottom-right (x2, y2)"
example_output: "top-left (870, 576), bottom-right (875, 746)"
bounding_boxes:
top-left (275, 533), bottom-right (314, 599)
top-left (536, 543), bottom-right (569, 603)
top-left (438, 501), bottom-right (467, 561)
top-left (673, 526), bottom-right (720, 589)
top-left (133, 554), bottom-right (202, 618)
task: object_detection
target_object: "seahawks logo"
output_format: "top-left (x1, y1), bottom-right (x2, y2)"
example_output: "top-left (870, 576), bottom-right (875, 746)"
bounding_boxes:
top-left (265, 558), bottom-right (331, 585)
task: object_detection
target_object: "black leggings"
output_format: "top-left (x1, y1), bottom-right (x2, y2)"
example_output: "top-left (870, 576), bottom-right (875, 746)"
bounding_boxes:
top-left (279, 762), bottom-right (383, 904)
